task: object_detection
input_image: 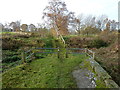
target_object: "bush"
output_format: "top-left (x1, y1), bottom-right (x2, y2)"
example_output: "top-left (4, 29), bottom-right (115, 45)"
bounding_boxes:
top-left (63, 36), bottom-right (70, 41)
top-left (88, 39), bottom-right (108, 48)
top-left (3, 55), bottom-right (20, 63)
top-left (2, 50), bottom-right (20, 63)
top-left (99, 31), bottom-right (117, 45)
top-left (2, 37), bottom-right (24, 50)
top-left (40, 37), bottom-right (55, 48)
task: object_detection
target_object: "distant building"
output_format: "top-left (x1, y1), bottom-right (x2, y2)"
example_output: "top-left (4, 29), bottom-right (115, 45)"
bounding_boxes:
top-left (118, 1), bottom-right (120, 29)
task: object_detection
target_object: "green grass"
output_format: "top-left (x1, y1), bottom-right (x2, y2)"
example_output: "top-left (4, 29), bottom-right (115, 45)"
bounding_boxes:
top-left (2, 54), bottom-right (88, 88)
top-left (1, 32), bottom-right (16, 35)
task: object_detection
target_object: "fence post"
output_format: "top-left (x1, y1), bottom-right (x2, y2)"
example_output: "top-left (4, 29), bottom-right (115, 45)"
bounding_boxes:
top-left (93, 52), bottom-right (95, 59)
top-left (31, 49), bottom-right (35, 60)
top-left (58, 47), bottom-right (60, 58)
top-left (21, 51), bottom-right (26, 64)
top-left (66, 48), bottom-right (68, 58)
top-left (85, 48), bottom-right (87, 56)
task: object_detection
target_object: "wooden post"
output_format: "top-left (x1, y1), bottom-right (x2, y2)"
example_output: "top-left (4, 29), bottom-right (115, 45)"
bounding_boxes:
top-left (58, 47), bottom-right (60, 58)
top-left (22, 51), bottom-right (26, 64)
top-left (85, 48), bottom-right (87, 56)
top-left (31, 49), bottom-right (35, 60)
top-left (93, 52), bottom-right (95, 60)
top-left (66, 48), bottom-right (68, 58)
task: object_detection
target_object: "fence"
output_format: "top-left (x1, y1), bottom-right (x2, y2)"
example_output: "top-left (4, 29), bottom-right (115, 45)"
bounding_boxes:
top-left (85, 48), bottom-right (95, 59)
top-left (21, 48), bottom-right (95, 63)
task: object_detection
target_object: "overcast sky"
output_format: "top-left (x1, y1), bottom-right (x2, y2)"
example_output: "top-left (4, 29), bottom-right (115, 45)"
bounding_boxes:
top-left (0, 0), bottom-right (119, 25)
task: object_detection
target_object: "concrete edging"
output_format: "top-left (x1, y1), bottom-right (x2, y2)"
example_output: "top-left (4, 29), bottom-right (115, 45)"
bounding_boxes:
top-left (86, 57), bottom-right (119, 88)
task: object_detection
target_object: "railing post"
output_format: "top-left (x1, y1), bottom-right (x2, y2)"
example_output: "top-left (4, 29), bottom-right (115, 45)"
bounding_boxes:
top-left (31, 49), bottom-right (35, 61)
top-left (85, 48), bottom-right (87, 56)
top-left (21, 50), bottom-right (26, 64)
top-left (93, 52), bottom-right (95, 59)
top-left (66, 48), bottom-right (68, 58)
top-left (58, 47), bottom-right (60, 58)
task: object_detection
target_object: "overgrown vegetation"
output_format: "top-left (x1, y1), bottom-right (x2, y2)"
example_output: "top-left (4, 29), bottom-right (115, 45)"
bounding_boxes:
top-left (63, 31), bottom-right (119, 86)
top-left (2, 32), bottom-right (55, 72)
top-left (88, 39), bottom-right (108, 48)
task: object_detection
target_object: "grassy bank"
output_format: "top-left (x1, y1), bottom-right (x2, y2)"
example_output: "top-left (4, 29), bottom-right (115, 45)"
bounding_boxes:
top-left (2, 54), bottom-right (88, 88)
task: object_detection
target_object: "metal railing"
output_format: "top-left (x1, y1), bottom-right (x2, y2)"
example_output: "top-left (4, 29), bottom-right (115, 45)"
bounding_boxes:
top-left (21, 48), bottom-right (95, 64)
top-left (85, 48), bottom-right (95, 59)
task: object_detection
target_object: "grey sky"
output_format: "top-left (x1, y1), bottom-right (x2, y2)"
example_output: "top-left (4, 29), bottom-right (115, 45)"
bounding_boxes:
top-left (0, 0), bottom-right (119, 25)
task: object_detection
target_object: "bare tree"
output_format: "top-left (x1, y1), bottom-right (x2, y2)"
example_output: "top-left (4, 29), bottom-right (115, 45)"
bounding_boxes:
top-left (96, 15), bottom-right (108, 30)
top-left (104, 19), bottom-right (111, 31)
top-left (76, 14), bottom-right (85, 31)
top-left (29, 24), bottom-right (36, 32)
top-left (111, 20), bottom-right (117, 30)
top-left (9, 22), bottom-right (17, 32)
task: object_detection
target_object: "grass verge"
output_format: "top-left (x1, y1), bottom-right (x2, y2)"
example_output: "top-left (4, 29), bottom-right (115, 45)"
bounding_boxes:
top-left (2, 54), bottom-right (88, 88)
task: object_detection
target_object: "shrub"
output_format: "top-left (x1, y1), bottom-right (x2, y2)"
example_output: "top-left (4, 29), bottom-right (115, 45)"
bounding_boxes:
top-left (63, 36), bottom-right (70, 41)
top-left (99, 31), bottom-right (117, 45)
top-left (88, 39), bottom-right (108, 48)
top-left (2, 50), bottom-right (20, 63)
top-left (40, 37), bottom-right (55, 48)
top-left (3, 55), bottom-right (20, 63)
top-left (2, 37), bottom-right (24, 50)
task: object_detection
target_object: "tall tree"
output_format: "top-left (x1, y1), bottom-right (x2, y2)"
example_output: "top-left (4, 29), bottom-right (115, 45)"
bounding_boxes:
top-left (9, 21), bottom-right (21, 32)
top-left (96, 15), bottom-right (108, 30)
top-left (9, 22), bottom-right (17, 32)
top-left (111, 20), bottom-right (117, 30)
top-left (43, 0), bottom-right (76, 36)
top-left (28, 24), bottom-right (36, 32)
top-left (105, 19), bottom-right (111, 31)
top-left (21, 24), bottom-right (28, 32)
top-left (76, 14), bottom-right (84, 33)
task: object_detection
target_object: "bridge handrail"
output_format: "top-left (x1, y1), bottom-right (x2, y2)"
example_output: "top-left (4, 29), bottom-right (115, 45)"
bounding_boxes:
top-left (26, 52), bottom-right (34, 59)
top-left (67, 48), bottom-right (85, 50)
top-left (87, 49), bottom-right (95, 53)
top-left (85, 48), bottom-right (95, 59)
top-left (25, 49), bottom-right (33, 53)
top-left (35, 48), bottom-right (59, 50)
top-left (22, 48), bottom-right (95, 64)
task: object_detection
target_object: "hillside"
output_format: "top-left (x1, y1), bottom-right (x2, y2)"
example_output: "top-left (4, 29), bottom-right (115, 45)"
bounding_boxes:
top-left (1, 31), bottom-right (120, 87)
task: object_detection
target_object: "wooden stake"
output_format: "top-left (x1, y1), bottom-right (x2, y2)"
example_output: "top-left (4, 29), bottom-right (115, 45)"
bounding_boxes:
top-left (22, 51), bottom-right (26, 64)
